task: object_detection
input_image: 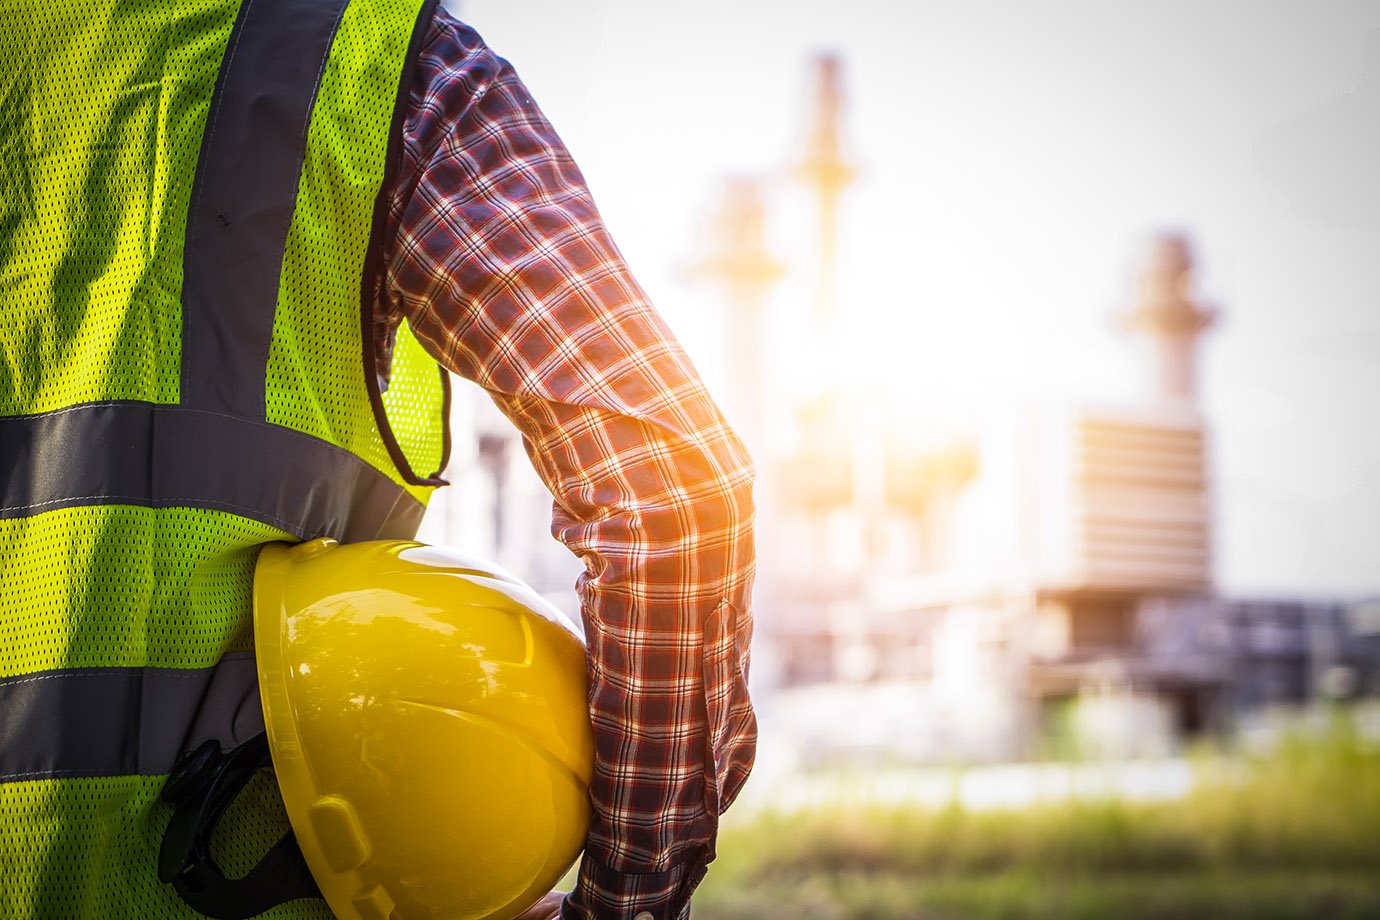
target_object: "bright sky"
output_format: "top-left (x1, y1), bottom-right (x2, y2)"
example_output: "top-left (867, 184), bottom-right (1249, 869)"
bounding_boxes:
top-left (452, 0), bottom-right (1380, 598)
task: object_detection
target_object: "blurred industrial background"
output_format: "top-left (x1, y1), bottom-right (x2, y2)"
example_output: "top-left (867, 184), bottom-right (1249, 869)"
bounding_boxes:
top-left (423, 0), bottom-right (1380, 762)
top-left (419, 2), bottom-right (1380, 915)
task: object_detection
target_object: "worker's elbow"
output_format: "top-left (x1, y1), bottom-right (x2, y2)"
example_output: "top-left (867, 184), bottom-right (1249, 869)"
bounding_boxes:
top-left (687, 465), bottom-right (755, 542)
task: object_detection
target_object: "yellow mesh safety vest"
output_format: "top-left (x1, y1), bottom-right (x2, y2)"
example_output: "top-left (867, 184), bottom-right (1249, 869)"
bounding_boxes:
top-left (0, 0), bottom-right (446, 915)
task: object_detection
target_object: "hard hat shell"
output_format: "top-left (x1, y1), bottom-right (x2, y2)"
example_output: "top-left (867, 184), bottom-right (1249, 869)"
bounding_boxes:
top-left (253, 538), bottom-right (594, 920)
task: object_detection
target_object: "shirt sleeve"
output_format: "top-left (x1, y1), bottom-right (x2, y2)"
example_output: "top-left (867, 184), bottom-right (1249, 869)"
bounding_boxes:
top-left (380, 11), bottom-right (758, 918)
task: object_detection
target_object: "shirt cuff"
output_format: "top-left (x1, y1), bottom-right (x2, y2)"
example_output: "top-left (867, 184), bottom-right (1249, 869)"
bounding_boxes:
top-left (559, 853), bottom-right (710, 920)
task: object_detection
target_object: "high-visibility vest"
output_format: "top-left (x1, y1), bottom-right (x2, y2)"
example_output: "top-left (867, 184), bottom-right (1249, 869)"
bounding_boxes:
top-left (0, 0), bottom-right (446, 915)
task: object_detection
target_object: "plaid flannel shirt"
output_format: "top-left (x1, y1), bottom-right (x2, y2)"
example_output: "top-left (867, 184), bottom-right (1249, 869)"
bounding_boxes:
top-left (377, 10), bottom-right (758, 918)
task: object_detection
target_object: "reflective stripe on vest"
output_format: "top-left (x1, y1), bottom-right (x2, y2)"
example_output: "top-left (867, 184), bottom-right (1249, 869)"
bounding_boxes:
top-left (0, 657), bottom-right (262, 782)
top-left (0, 402), bottom-right (424, 541)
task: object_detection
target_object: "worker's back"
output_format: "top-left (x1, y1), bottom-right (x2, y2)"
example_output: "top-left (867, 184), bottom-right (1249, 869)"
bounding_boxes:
top-left (0, 0), bottom-right (447, 915)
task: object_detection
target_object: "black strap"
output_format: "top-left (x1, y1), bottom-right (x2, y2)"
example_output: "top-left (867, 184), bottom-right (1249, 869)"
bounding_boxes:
top-left (159, 735), bottom-right (324, 919)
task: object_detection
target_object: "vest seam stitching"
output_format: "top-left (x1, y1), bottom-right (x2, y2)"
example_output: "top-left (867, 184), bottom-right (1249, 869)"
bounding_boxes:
top-left (0, 494), bottom-right (306, 531)
top-left (0, 670), bottom-right (209, 688)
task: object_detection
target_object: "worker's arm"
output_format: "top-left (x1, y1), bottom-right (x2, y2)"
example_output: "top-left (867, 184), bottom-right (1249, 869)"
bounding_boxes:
top-left (381, 11), bottom-right (758, 919)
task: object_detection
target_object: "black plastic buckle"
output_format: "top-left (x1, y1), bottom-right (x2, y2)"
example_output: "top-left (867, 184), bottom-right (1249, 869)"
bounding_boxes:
top-left (158, 733), bottom-right (324, 919)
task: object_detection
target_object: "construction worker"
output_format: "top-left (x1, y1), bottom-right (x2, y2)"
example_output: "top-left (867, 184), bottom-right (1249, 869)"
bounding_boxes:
top-left (0, 1), bottom-right (757, 918)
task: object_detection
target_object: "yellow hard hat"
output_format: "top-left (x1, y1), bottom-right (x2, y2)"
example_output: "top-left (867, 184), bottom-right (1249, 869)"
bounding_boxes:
top-left (251, 538), bottom-right (594, 920)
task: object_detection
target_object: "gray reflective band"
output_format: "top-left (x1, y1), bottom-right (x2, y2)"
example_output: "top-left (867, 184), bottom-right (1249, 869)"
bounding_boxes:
top-left (0, 656), bottom-right (263, 782)
top-left (181, 0), bottom-right (351, 416)
top-left (0, 402), bottom-right (423, 542)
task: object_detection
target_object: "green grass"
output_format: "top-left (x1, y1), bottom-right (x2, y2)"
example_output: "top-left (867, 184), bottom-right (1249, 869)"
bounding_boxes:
top-left (694, 870), bottom-right (1380, 920)
top-left (692, 722), bottom-right (1380, 919)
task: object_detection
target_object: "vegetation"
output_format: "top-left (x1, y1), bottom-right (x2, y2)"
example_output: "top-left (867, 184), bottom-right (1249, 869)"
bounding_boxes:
top-left (693, 720), bottom-right (1380, 919)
